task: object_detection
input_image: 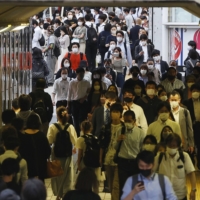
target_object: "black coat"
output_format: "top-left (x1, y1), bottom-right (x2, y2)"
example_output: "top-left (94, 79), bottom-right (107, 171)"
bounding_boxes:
top-left (130, 25), bottom-right (144, 47)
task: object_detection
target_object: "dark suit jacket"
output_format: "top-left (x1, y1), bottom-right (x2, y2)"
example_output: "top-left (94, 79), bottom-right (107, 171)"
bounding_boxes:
top-left (159, 60), bottom-right (169, 74)
top-left (183, 98), bottom-right (196, 123)
top-left (135, 44), bottom-right (154, 67)
top-left (130, 25), bottom-right (144, 47)
top-left (54, 27), bottom-right (61, 38)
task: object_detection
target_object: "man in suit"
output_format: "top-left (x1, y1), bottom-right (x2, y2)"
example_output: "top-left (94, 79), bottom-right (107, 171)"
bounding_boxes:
top-left (54, 19), bottom-right (61, 38)
top-left (92, 91), bottom-right (117, 137)
top-left (169, 90), bottom-right (195, 163)
top-left (152, 49), bottom-right (169, 76)
top-left (135, 34), bottom-right (154, 68)
top-left (183, 84), bottom-right (200, 168)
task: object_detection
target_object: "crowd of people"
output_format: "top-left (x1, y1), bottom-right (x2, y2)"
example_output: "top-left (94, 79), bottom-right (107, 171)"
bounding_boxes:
top-left (0, 5), bottom-right (200, 200)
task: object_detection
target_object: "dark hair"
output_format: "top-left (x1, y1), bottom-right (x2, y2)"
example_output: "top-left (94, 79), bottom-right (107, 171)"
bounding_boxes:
top-left (107, 85), bottom-right (118, 97)
top-left (136, 150), bottom-right (154, 164)
top-left (81, 120), bottom-right (93, 134)
top-left (165, 133), bottom-right (182, 147)
top-left (167, 67), bottom-right (177, 73)
top-left (2, 109), bottom-right (16, 124)
top-left (4, 136), bottom-right (20, 150)
top-left (21, 179), bottom-right (46, 200)
top-left (60, 26), bottom-right (68, 35)
top-left (124, 110), bottom-right (136, 120)
top-left (76, 67), bottom-right (85, 74)
top-left (43, 23), bottom-right (50, 30)
top-left (188, 40), bottom-right (196, 49)
top-left (74, 167), bottom-right (98, 191)
top-left (32, 19), bottom-right (38, 26)
top-left (104, 23), bottom-right (112, 31)
top-left (18, 94), bottom-right (32, 111)
top-left (123, 8), bottom-right (130, 13)
top-left (112, 17), bottom-right (120, 23)
top-left (85, 14), bottom-right (91, 21)
top-left (108, 12), bottom-right (115, 17)
top-left (123, 88), bottom-right (135, 96)
top-left (12, 98), bottom-right (19, 110)
top-left (32, 47), bottom-right (43, 59)
top-left (89, 79), bottom-right (103, 99)
top-left (36, 78), bottom-right (46, 89)
top-left (11, 117), bottom-right (24, 132)
top-left (157, 101), bottom-right (171, 114)
top-left (71, 42), bottom-right (80, 48)
top-left (190, 83), bottom-right (200, 92)
top-left (143, 135), bottom-right (157, 145)
top-left (54, 19), bottom-right (61, 25)
top-left (146, 81), bottom-right (157, 88)
top-left (98, 14), bottom-right (106, 21)
top-left (157, 84), bottom-right (165, 91)
top-left (78, 17), bottom-right (85, 25)
top-left (160, 126), bottom-right (174, 143)
top-left (130, 66), bottom-right (140, 73)
top-left (2, 126), bottom-right (18, 142)
top-left (61, 67), bottom-right (69, 73)
top-left (139, 34), bottom-right (148, 40)
top-left (56, 106), bottom-right (68, 125)
top-left (110, 103), bottom-right (123, 115)
top-left (104, 58), bottom-right (112, 64)
top-left (61, 58), bottom-right (71, 68)
top-left (116, 30), bottom-right (124, 37)
top-left (147, 58), bottom-right (154, 63)
top-left (169, 90), bottom-right (181, 99)
top-left (113, 47), bottom-right (122, 58)
top-left (0, 189), bottom-right (19, 200)
top-left (79, 60), bottom-right (88, 70)
top-left (189, 49), bottom-right (198, 60)
top-left (109, 40), bottom-right (116, 44)
top-left (151, 49), bottom-right (160, 57)
top-left (1, 158), bottom-right (20, 176)
top-left (26, 114), bottom-right (41, 130)
top-left (158, 89), bottom-right (166, 96)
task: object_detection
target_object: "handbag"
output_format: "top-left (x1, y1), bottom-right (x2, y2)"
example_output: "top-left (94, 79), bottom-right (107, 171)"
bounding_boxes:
top-left (46, 159), bottom-right (64, 178)
top-left (113, 123), bottom-right (126, 164)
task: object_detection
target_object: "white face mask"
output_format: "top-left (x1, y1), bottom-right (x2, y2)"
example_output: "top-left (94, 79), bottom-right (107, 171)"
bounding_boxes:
top-left (61, 74), bottom-right (68, 79)
top-left (141, 41), bottom-right (146, 46)
top-left (166, 147), bottom-right (178, 155)
top-left (72, 48), bottom-right (78, 53)
top-left (140, 69), bottom-right (147, 75)
top-left (187, 46), bottom-right (192, 51)
top-left (192, 92), bottom-right (200, 99)
top-left (68, 15), bottom-right (73, 19)
top-left (117, 37), bottom-right (123, 42)
top-left (147, 65), bottom-right (154, 70)
top-left (146, 89), bottom-right (155, 96)
top-left (142, 144), bottom-right (156, 152)
top-left (159, 113), bottom-right (169, 121)
top-left (160, 95), bottom-right (168, 101)
top-left (153, 56), bottom-right (161, 61)
top-left (187, 82), bottom-right (194, 88)
top-left (117, 27), bottom-right (121, 31)
top-left (113, 53), bottom-right (119, 57)
top-left (134, 88), bottom-right (142, 94)
top-left (78, 22), bottom-right (83, 26)
top-left (125, 123), bottom-right (134, 130)
top-left (110, 44), bottom-right (116, 50)
top-left (170, 101), bottom-right (179, 109)
top-left (111, 30), bottom-right (117, 35)
top-left (64, 63), bottom-right (70, 68)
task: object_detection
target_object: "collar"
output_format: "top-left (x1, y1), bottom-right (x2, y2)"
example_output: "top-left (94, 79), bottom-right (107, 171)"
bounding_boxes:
top-left (172, 106), bottom-right (180, 115)
top-left (140, 172), bottom-right (156, 181)
top-left (155, 61), bottom-right (160, 64)
top-left (157, 118), bottom-right (169, 125)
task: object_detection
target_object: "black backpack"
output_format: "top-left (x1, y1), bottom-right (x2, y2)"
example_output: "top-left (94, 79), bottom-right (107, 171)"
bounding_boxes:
top-left (39, 34), bottom-right (45, 46)
top-left (32, 59), bottom-right (45, 79)
top-left (82, 134), bottom-right (100, 168)
top-left (85, 24), bottom-right (98, 45)
top-left (67, 52), bottom-right (83, 60)
top-left (32, 92), bottom-right (47, 123)
top-left (54, 123), bottom-right (72, 158)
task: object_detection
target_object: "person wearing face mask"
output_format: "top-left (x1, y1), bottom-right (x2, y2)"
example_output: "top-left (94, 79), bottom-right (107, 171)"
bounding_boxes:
top-left (160, 126), bottom-right (173, 143)
top-left (116, 23), bottom-right (130, 45)
top-left (72, 17), bottom-right (87, 53)
top-left (138, 64), bottom-right (148, 84)
top-left (104, 40), bottom-right (117, 60)
top-left (74, 7), bottom-right (83, 19)
top-left (54, 19), bottom-right (62, 38)
top-left (147, 101), bottom-right (182, 143)
top-left (52, 68), bottom-right (70, 109)
top-left (97, 14), bottom-right (107, 34)
top-left (103, 59), bottom-right (116, 84)
top-left (169, 90), bottom-right (195, 162)
top-left (161, 67), bottom-right (185, 94)
top-left (99, 103), bottom-right (124, 200)
top-left (56, 58), bottom-right (72, 80)
top-left (151, 49), bottom-right (169, 78)
top-left (121, 150), bottom-right (177, 200)
top-left (182, 75), bottom-right (196, 101)
top-left (183, 84), bottom-right (200, 169)
top-left (32, 20), bottom-right (43, 50)
top-left (158, 90), bottom-right (168, 102)
top-left (64, 42), bottom-right (87, 73)
top-left (116, 110), bottom-right (145, 197)
top-left (154, 133), bottom-right (196, 200)
top-left (142, 135), bottom-right (157, 153)
top-left (123, 89), bottom-right (148, 133)
top-left (64, 11), bottom-right (77, 32)
top-left (105, 26), bottom-right (117, 47)
top-left (133, 83), bottom-right (145, 103)
top-left (136, 81), bottom-right (161, 125)
top-left (135, 34), bottom-right (153, 68)
top-left (67, 67), bottom-right (90, 136)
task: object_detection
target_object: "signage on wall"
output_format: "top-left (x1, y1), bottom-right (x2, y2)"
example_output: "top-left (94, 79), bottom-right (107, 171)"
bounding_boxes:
top-left (172, 30), bottom-right (182, 60)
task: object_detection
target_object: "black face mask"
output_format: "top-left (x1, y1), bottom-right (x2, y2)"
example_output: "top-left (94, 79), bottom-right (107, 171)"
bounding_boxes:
top-left (139, 169), bottom-right (152, 177)
top-left (167, 75), bottom-right (175, 80)
top-left (132, 72), bottom-right (138, 77)
top-left (124, 97), bottom-right (133, 103)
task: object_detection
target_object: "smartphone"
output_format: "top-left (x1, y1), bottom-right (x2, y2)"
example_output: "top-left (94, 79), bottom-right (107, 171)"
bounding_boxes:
top-left (137, 181), bottom-right (144, 186)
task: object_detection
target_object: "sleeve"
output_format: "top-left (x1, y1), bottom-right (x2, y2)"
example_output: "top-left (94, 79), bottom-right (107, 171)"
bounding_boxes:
top-left (67, 81), bottom-right (72, 101)
top-left (183, 152), bottom-right (195, 174)
top-left (20, 159), bottom-right (28, 184)
top-left (52, 81), bottom-right (57, 94)
top-left (186, 110), bottom-right (194, 147)
top-left (135, 45), bottom-right (141, 60)
top-left (121, 176), bottom-right (133, 200)
top-left (138, 107), bottom-right (148, 134)
top-left (83, 54), bottom-right (88, 62)
top-left (164, 176), bottom-right (178, 200)
top-left (105, 35), bottom-right (110, 44)
top-left (68, 124), bottom-right (77, 146)
top-left (42, 134), bottom-right (51, 158)
top-left (64, 35), bottom-right (70, 49)
top-left (47, 124), bottom-right (56, 144)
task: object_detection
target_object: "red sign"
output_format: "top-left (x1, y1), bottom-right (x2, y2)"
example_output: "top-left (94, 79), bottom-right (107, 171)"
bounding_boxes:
top-left (193, 29), bottom-right (200, 50)
top-left (171, 30), bottom-right (182, 60)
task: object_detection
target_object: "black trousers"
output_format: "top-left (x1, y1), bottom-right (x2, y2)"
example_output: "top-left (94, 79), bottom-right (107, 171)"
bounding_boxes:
top-left (71, 100), bottom-right (88, 137)
top-left (193, 122), bottom-right (200, 167)
top-left (118, 157), bottom-right (138, 197)
top-left (56, 100), bottom-right (67, 109)
top-left (85, 43), bottom-right (97, 71)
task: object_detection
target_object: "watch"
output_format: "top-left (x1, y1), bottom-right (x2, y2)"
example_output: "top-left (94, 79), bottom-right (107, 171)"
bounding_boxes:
top-left (192, 188), bottom-right (197, 192)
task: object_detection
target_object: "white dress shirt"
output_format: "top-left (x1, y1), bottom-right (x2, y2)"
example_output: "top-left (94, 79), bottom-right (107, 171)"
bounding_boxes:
top-left (172, 106), bottom-right (180, 123)
top-left (67, 78), bottom-right (90, 101)
top-left (32, 26), bottom-right (42, 49)
top-left (102, 76), bottom-right (112, 89)
top-left (155, 61), bottom-right (161, 72)
top-left (142, 44), bottom-right (148, 62)
top-left (52, 77), bottom-right (70, 101)
top-left (98, 22), bottom-right (106, 34)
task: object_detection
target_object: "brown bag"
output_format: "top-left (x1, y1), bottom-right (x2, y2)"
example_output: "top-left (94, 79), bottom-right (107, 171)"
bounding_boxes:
top-left (46, 160), bottom-right (64, 178)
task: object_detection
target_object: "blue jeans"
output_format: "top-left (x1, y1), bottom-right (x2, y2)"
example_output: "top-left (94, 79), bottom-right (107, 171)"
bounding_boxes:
top-left (116, 72), bottom-right (124, 88)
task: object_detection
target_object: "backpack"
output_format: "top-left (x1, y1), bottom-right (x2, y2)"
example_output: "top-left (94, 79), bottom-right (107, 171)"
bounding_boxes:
top-left (53, 37), bottom-right (61, 58)
top-left (32, 59), bottom-right (45, 79)
top-left (85, 24), bottom-right (98, 45)
top-left (132, 173), bottom-right (166, 200)
top-left (54, 123), bottom-right (72, 158)
top-left (82, 134), bottom-right (100, 168)
top-left (67, 52), bottom-right (83, 60)
top-left (32, 92), bottom-right (47, 123)
top-left (39, 34), bottom-right (45, 46)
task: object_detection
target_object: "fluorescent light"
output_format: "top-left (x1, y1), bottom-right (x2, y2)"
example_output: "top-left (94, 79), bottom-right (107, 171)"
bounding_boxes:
top-left (11, 25), bottom-right (27, 31)
top-left (0, 25), bottom-right (12, 33)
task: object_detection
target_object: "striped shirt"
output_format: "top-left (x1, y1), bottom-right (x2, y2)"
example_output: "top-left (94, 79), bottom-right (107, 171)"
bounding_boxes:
top-left (161, 78), bottom-right (185, 93)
